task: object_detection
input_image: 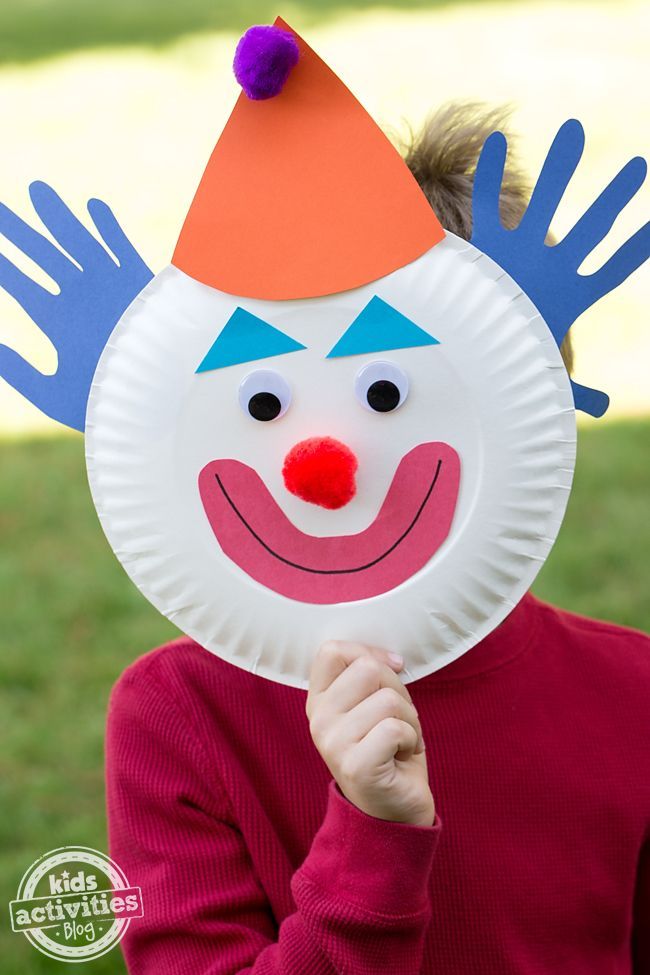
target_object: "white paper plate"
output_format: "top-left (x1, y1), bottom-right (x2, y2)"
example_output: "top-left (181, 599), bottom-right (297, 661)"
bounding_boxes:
top-left (85, 232), bottom-right (576, 688)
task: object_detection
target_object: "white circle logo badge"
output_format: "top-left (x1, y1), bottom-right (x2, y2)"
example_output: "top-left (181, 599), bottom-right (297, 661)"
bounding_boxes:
top-left (9, 846), bottom-right (143, 962)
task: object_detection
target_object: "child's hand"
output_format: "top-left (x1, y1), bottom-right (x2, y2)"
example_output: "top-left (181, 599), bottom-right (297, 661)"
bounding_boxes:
top-left (306, 641), bottom-right (435, 827)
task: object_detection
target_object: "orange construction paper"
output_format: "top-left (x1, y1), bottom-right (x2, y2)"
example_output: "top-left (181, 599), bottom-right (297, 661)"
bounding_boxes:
top-left (172, 18), bottom-right (444, 300)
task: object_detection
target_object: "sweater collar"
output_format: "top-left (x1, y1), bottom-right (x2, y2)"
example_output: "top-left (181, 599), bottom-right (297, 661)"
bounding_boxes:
top-left (413, 591), bottom-right (540, 685)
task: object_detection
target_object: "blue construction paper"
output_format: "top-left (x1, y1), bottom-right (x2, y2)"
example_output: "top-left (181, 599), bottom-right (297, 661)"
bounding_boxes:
top-left (471, 119), bottom-right (649, 417)
top-left (327, 295), bottom-right (439, 358)
top-left (196, 306), bottom-right (306, 372)
top-left (0, 181), bottom-right (153, 431)
top-left (570, 379), bottom-right (609, 418)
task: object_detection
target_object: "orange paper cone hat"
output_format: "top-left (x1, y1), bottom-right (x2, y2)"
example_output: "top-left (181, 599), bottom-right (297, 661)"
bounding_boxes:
top-left (172, 19), bottom-right (444, 300)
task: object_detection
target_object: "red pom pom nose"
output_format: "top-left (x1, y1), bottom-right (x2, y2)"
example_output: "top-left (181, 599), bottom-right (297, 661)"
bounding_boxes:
top-left (282, 437), bottom-right (358, 510)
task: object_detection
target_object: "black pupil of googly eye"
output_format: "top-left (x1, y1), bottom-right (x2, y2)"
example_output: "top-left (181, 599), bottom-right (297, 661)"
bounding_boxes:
top-left (248, 391), bottom-right (282, 421)
top-left (366, 380), bottom-right (401, 413)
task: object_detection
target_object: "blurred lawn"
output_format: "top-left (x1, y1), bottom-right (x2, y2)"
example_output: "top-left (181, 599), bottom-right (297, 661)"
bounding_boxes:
top-left (0, 0), bottom-right (492, 64)
top-left (1, 419), bottom-right (649, 971)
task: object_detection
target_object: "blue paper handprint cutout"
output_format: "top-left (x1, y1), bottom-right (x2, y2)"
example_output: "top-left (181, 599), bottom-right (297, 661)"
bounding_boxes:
top-left (2, 128), bottom-right (647, 427)
top-left (0, 181), bottom-right (153, 431)
top-left (471, 119), bottom-right (649, 417)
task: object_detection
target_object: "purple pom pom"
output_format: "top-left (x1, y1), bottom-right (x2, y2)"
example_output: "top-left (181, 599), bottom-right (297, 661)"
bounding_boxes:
top-left (233, 25), bottom-right (300, 101)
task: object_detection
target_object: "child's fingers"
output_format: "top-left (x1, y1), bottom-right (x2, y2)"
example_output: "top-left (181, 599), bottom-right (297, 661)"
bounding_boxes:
top-left (320, 652), bottom-right (414, 721)
top-left (338, 686), bottom-right (424, 751)
top-left (344, 717), bottom-right (420, 778)
top-left (307, 639), bottom-right (402, 705)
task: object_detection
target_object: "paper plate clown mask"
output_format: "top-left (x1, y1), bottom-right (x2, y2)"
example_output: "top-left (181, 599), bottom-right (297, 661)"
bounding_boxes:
top-left (0, 21), bottom-right (648, 688)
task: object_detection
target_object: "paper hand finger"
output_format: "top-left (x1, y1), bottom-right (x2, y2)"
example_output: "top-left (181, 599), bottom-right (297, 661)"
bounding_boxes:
top-left (0, 343), bottom-right (50, 412)
top-left (87, 198), bottom-right (151, 275)
top-left (518, 119), bottom-right (584, 240)
top-left (0, 252), bottom-right (52, 324)
top-left (0, 200), bottom-right (75, 284)
top-left (560, 156), bottom-right (647, 264)
top-left (29, 181), bottom-right (108, 269)
top-left (472, 130), bottom-right (508, 234)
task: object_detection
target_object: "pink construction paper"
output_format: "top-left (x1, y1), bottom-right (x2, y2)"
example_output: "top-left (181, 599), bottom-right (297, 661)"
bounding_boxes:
top-left (198, 442), bottom-right (460, 604)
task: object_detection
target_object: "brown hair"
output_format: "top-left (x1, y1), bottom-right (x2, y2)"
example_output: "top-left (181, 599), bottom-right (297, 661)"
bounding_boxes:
top-left (402, 102), bottom-right (573, 373)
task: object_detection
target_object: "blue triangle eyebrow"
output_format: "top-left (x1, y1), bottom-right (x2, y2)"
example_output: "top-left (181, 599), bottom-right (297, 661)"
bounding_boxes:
top-left (195, 306), bottom-right (306, 372)
top-left (326, 296), bottom-right (440, 358)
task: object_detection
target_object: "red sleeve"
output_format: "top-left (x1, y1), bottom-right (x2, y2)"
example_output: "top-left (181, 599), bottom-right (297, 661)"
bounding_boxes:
top-left (105, 661), bottom-right (441, 975)
top-left (632, 832), bottom-right (650, 973)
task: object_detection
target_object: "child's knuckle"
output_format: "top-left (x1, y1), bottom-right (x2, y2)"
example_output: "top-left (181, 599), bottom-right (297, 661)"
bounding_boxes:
top-left (308, 709), bottom-right (327, 742)
top-left (376, 686), bottom-right (402, 713)
top-left (353, 654), bottom-right (381, 681)
top-left (317, 727), bottom-right (338, 760)
top-left (380, 715), bottom-right (404, 740)
top-left (339, 748), bottom-right (360, 782)
top-left (319, 640), bottom-right (339, 659)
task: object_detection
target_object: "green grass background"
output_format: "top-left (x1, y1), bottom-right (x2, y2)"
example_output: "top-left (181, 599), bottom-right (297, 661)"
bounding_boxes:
top-left (0, 0), bottom-right (502, 64)
top-left (1, 420), bottom-right (649, 972)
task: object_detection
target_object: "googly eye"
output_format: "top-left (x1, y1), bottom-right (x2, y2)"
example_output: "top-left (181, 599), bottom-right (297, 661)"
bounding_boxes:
top-left (238, 370), bottom-right (291, 422)
top-left (354, 361), bottom-right (409, 413)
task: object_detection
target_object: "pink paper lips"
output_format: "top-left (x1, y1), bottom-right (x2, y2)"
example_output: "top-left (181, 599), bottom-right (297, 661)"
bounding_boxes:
top-left (198, 441), bottom-right (460, 604)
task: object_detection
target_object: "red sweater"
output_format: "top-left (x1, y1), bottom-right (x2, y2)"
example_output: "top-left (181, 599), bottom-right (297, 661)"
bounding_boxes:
top-left (106, 593), bottom-right (650, 974)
